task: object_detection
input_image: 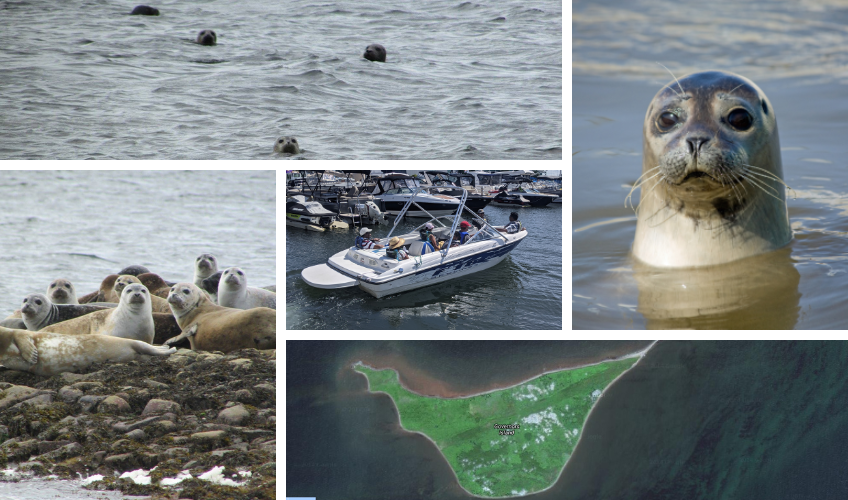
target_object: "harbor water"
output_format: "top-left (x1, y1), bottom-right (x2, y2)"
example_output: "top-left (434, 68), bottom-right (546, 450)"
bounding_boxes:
top-left (0, 0), bottom-right (562, 159)
top-left (286, 202), bottom-right (562, 330)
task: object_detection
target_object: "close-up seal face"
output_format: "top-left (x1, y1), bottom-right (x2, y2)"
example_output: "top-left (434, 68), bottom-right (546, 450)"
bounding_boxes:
top-left (632, 70), bottom-right (792, 268)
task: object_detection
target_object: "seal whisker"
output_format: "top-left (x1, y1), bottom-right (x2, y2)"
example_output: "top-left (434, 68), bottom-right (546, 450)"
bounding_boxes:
top-left (657, 62), bottom-right (687, 99)
top-left (742, 164), bottom-right (796, 198)
top-left (625, 169), bottom-right (662, 211)
top-left (741, 174), bottom-right (787, 206)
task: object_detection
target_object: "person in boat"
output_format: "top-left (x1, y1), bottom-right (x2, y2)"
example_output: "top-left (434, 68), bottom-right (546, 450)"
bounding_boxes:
top-left (458, 221), bottom-right (473, 244)
top-left (385, 237), bottom-right (409, 260)
top-left (496, 212), bottom-right (525, 234)
top-left (472, 209), bottom-right (488, 229)
top-left (419, 223), bottom-right (438, 252)
top-left (356, 227), bottom-right (384, 249)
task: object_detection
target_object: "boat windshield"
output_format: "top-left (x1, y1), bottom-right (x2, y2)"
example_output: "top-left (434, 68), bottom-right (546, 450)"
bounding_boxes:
top-left (385, 187), bottom-right (416, 195)
top-left (380, 178), bottom-right (420, 193)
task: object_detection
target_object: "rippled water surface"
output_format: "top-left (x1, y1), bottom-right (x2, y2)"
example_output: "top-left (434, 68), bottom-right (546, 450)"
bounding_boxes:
top-left (287, 203), bottom-right (562, 330)
top-left (572, 0), bottom-right (848, 329)
top-left (1, 0), bottom-right (562, 159)
top-left (0, 170), bottom-right (276, 316)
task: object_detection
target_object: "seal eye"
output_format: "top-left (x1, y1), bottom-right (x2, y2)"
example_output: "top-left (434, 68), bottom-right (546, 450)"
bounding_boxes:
top-left (65, 284), bottom-right (71, 288)
top-left (657, 112), bottom-right (679, 130)
top-left (237, 271), bottom-right (243, 275)
top-left (50, 283), bottom-right (56, 288)
top-left (35, 300), bottom-right (42, 305)
top-left (727, 108), bottom-right (753, 131)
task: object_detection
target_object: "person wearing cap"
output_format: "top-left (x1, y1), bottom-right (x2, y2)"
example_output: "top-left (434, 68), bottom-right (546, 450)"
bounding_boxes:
top-left (496, 212), bottom-right (525, 234)
top-left (385, 237), bottom-right (409, 260)
top-left (457, 220), bottom-right (472, 244)
top-left (472, 209), bottom-right (488, 230)
top-left (355, 227), bottom-right (383, 249)
top-left (419, 222), bottom-right (438, 252)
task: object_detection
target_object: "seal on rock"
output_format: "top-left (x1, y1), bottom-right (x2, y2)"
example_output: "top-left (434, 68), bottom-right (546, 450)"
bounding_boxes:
top-left (201, 271), bottom-right (275, 301)
top-left (130, 5), bottom-right (159, 15)
top-left (114, 275), bottom-right (171, 314)
top-left (20, 294), bottom-right (112, 331)
top-left (217, 267), bottom-right (276, 310)
top-left (41, 283), bottom-right (155, 344)
top-left (193, 253), bottom-right (218, 288)
top-left (274, 136), bottom-right (301, 154)
top-left (78, 274), bottom-right (120, 304)
top-left (197, 30), bottom-right (217, 46)
top-left (138, 272), bottom-right (175, 299)
top-left (631, 70), bottom-right (791, 268)
top-left (363, 44), bottom-right (386, 62)
top-left (0, 326), bottom-right (174, 377)
top-left (118, 265), bottom-right (151, 277)
top-left (46, 279), bottom-right (79, 305)
top-left (164, 283), bottom-right (275, 353)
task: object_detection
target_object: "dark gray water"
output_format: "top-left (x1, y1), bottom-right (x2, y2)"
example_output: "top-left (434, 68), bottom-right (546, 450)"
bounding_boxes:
top-left (286, 203), bottom-right (562, 329)
top-left (572, 0), bottom-right (848, 329)
top-left (0, 0), bottom-right (562, 159)
top-left (0, 170), bottom-right (275, 321)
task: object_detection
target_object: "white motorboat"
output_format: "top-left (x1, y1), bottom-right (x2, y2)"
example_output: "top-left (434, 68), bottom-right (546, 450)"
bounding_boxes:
top-left (301, 189), bottom-right (528, 298)
top-left (369, 173), bottom-right (462, 217)
top-left (286, 195), bottom-right (349, 232)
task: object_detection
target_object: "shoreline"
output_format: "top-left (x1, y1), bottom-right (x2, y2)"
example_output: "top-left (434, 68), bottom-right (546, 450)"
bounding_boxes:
top-left (351, 340), bottom-right (659, 499)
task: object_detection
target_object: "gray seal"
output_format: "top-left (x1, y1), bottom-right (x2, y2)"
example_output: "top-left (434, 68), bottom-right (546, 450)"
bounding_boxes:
top-left (118, 265), bottom-right (150, 277)
top-left (197, 30), bottom-right (217, 46)
top-left (130, 5), bottom-right (159, 15)
top-left (20, 293), bottom-right (112, 331)
top-left (632, 70), bottom-right (791, 268)
top-left (201, 271), bottom-right (275, 301)
top-left (274, 136), bottom-right (301, 154)
top-left (363, 44), bottom-right (386, 62)
top-left (216, 267), bottom-right (276, 310)
top-left (46, 278), bottom-right (79, 305)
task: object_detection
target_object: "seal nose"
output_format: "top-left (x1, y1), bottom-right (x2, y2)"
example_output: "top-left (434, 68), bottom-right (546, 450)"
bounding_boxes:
top-left (687, 136), bottom-right (710, 155)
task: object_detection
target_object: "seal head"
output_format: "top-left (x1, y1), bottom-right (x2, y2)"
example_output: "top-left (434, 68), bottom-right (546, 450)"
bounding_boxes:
top-left (197, 30), bottom-right (217, 46)
top-left (633, 70), bottom-right (791, 268)
top-left (274, 136), bottom-right (301, 154)
top-left (47, 279), bottom-right (78, 305)
top-left (363, 44), bottom-right (386, 62)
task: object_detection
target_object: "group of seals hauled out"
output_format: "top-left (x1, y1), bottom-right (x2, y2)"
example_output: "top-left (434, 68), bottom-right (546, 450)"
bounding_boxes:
top-left (0, 254), bottom-right (276, 375)
top-left (631, 70), bottom-right (791, 268)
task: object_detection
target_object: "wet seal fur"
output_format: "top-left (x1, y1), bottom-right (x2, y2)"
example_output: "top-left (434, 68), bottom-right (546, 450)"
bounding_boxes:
top-left (164, 283), bottom-right (275, 353)
top-left (217, 267), bottom-right (276, 310)
top-left (632, 70), bottom-right (791, 268)
top-left (20, 294), bottom-right (112, 331)
top-left (197, 30), bottom-right (217, 46)
top-left (0, 326), bottom-right (174, 376)
top-left (130, 5), bottom-right (159, 15)
top-left (363, 43), bottom-right (386, 62)
top-left (40, 283), bottom-right (155, 343)
top-left (274, 136), bottom-right (301, 154)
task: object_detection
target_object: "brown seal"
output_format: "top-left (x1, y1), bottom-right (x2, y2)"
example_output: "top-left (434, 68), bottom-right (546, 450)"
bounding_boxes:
top-left (78, 274), bottom-right (120, 304)
top-left (138, 272), bottom-right (174, 299)
top-left (632, 70), bottom-right (791, 267)
top-left (163, 283), bottom-right (275, 353)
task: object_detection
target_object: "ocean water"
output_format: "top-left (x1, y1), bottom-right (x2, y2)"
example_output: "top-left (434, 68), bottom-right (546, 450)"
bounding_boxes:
top-left (572, 0), bottom-right (848, 328)
top-left (0, 170), bottom-right (276, 322)
top-left (286, 202), bottom-right (562, 330)
top-left (0, 0), bottom-right (562, 159)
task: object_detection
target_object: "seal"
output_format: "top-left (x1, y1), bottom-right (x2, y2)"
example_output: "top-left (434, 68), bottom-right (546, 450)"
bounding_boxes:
top-left (46, 279), bottom-right (79, 305)
top-left (201, 271), bottom-right (275, 303)
top-left (78, 274), bottom-right (120, 304)
top-left (20, 293), bottom-right (112, 331)
top-left (138, 272), bottom-right (175, 299)
top-left (118, 265), bottom-right (150, 277)
top-left (217, 267), bottom-right (276, 310)
top-left (130, 5), bottom-right (159, 15)
top-left (163, 283), bottom-right (275, 353)
top-left (631, 70), bottom-right (791, 268)
top-left (0, 326), bottom-right (174, 377)
top-left (113, 275), bottom-right (171, 313)
top-left (273, 136), bottom-right (301, 154)
top-left (197, 30), bottom-right (217, 46)
top-left (40, 283), bottom-right (155, 344)
top-left (0, 318), bottom-right (26, 330)
top-left (363, 43), bottom-right (386, 62)
top-left (193, 253), bottom-right (218, 288)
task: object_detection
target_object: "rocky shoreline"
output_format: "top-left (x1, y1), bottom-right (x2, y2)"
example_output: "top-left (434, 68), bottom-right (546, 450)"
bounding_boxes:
top-left (0, 347), bottom-right (275, 499)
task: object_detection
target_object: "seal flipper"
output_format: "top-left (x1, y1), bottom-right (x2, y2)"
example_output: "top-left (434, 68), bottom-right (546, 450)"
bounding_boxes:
top-left (164, 324), bottom-right (197, 346)
top-left (12, 331), bottom-right (38, 364)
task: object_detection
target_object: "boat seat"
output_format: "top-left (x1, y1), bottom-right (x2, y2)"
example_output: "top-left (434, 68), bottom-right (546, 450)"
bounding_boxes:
top-left (408, 241), bottom-right (435, 256)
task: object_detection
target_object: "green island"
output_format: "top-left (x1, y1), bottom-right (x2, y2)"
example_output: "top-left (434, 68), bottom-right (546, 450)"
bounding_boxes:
top-left (354, 358), bottom-right (638, 498)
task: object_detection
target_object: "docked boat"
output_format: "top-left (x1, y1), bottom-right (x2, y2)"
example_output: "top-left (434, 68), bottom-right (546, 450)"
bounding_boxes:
top-left (491, 177), bottom-right (557, 207)
top-left (534, 175), bottom-right (562, 203)
top-left (301, 189), bottom-right (528, 298)
top-left (368, 173), bottom-right (462, 218)
top-left (286, 195), bottom-right (349, 232)
top-left (418, 171), bottom-right (493, 212)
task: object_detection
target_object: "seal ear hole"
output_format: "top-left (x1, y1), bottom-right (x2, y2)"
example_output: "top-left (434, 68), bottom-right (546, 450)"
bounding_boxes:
top-left (761, 100), bottom-right (769, 115)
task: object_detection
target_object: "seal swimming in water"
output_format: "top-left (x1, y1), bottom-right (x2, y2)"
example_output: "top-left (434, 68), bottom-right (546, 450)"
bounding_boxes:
top-left (273, 136), bottom-right (301, 154)
top-left (20, 294), bottom-right (112, 331)
top-left (196, 30), bottom-right (217, 46)
top-left (363, 44), bottom-right (386, 62)
top-left (130, 5), bottom-right (159, 15)
top-left (0, 326), bottom-right (174, 376)
top-left (40, 283), bottom-right (155, 343)
top-left (164, 283), bottom-right (275, 353)
top-left (631, 70), bottom-right (791, 268)
top-left (216, 267), bottom-right (276, 310)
